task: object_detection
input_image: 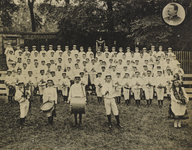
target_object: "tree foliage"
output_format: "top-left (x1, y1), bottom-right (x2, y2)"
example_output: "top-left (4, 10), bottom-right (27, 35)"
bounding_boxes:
top-left (11, 4), bottom-right (31, 32)
top-left (7, 1), bottom-right (43, 32)
top-left (0, 0), bottom-right (18, 27)
top-left (1, 0), bottom-right (192, 50)
top-left (57, 0), bottom-right (192, 50)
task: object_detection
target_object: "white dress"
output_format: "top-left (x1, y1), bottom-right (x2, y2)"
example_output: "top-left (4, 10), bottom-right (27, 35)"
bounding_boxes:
top-left (170, 87), bottom-right (189, 118)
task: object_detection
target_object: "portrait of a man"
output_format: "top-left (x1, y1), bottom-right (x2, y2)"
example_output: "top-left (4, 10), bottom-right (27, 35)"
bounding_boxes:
top-left (163, 3), bottom-right (185, 26)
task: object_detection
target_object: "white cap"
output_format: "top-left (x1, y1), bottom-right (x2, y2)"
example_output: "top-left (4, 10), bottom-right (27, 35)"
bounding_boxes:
top-left (74, 75), bottom-right (81, 79)
top-left (50, 70), bottom-right (55, 72)
top-left (47, 79), bottom-right (54, 85)
top-left (9, 49), bottom-right (14, 53)
top-left (17, 81), bottom-right (24, 85)
top-left (105, 74), bottom-right (112, 77)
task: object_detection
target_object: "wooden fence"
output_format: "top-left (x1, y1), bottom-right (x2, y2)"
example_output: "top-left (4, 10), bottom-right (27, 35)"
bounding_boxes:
top-left (174, 51), bottom-right (192, 74)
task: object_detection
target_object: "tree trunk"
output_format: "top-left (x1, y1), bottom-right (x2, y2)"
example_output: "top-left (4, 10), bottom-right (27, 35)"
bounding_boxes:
top-left (107, 0), bottom-right (114, 32)
top-left (106, 0), bottom-right (114, 47)
top-left (28, 0), bottom-right (36, 32)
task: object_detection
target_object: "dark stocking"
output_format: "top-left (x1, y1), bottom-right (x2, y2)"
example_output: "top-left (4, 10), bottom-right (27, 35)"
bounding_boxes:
top-left (74, 113), bottom-right (78, 125)
top-left (115, 115), bottom-right (120, 125)
top-left (79, 113), bottom-right (82, 124)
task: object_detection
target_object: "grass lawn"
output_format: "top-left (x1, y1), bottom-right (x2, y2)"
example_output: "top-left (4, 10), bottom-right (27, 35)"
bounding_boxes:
top-left (0, 95), bottom-right (192, 150)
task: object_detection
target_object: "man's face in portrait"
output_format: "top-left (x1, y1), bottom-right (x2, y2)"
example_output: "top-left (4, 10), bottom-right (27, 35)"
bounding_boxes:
top-left (167, 5), bottom-right (177, 17)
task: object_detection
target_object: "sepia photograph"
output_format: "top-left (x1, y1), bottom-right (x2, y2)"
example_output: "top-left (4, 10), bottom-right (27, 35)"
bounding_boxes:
top-left (0, 0), bottom-right (192, 150)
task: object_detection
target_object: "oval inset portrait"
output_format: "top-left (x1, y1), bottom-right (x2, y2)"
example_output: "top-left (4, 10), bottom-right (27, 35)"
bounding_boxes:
top-left (162, 3), bottom-right (185, 26)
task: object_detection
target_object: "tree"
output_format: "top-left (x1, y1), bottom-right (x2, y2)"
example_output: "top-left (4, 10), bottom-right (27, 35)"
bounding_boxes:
top-left (7, 1), bottom-right (43, 32)
top-left (106, 0), bottom-right (114, 32)
top-left (57, 0), bottom-right (106, 45)
top-left (0, 0), bottom-right (18, 27)
top-left (37, 0), bottom-right (72, 32)
top-left (10, 3), bottom-right (31, 32)
top-left (28, 0), bottom-right (36, 32)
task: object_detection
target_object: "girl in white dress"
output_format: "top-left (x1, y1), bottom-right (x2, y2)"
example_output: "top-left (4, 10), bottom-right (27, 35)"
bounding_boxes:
top-left (170, 80), bottom-right (189, 128)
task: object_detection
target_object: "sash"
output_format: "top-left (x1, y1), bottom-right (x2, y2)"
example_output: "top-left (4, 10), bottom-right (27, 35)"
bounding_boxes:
top-left (172, 87), bottom-right (186, 105)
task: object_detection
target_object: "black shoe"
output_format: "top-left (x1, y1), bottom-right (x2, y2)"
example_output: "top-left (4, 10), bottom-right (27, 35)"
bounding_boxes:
top-left (19, 125), bottom-right (24, 129)
top-left (47, 117), bottom-right (52, 125)
top-left (73, 123), bottom-right (78, 127)
top-left (79, 123), bottom-right (83, 127)
top-left (19, 118), bottom-right (24, 128)
top-left (23, 122), bottom-right (27, 126)
top-left (45, 123), bottom-right (50, 126)
top-left (108, 124), bottom-right (112, 129)
top-left (117, 124), bottom-right (123, 128)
